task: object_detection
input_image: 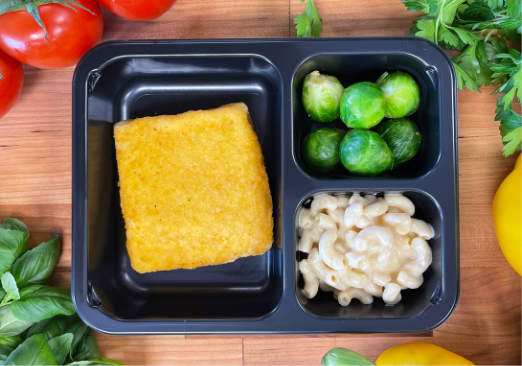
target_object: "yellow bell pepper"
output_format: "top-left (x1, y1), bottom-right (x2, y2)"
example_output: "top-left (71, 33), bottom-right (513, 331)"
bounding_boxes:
top-left (492, 153), bottom-right (522, 275)
top-left (375, 342), bottom-right (474, 365)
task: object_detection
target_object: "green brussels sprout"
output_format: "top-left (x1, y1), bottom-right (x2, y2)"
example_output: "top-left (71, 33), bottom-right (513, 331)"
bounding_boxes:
top-left (377, 71), bottom-right (420, 118)
top-left (339, 129), bottom-right (392, 175)
top-left (377, 118), bottom-right (422, 168)
top-left (322, 347), bottom-right (375, 366)
top-left (303, 128), bottom-right (345, 172)
top-left (339, 81), bottom-right (386, 129)
top-left (302, 70), bottom-right (344, 123)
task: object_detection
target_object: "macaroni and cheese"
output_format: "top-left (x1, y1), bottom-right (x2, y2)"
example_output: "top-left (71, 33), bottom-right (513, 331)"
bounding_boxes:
top-left (297, 192), bottom-right (435, 305)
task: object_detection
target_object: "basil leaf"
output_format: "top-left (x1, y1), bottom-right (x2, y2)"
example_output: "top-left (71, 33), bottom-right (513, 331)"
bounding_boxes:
top-left (322, 347), bottom-right (375, 366)
top-left (0, 336), bottom-right (21, 359)
top-left (48, 333), bottom-right (74, 365)
top-left (25, 314), bottom-right (90, 361)
top-left (0, 273), bottom-right (20, 306)
top-left (0, 219), bottom-right (29, 240)
top-left (26, 315), bottom-right (78, 339)
top-left (69, 321), bottom-right (90, 357)
top-left (73, 331), bottom-right (100, 361)
top-left (4, 334), bottom-right (57, 365)
top-left (10, 286), bottom-right (75, 323)
top-left (0, 229), bottom-right (28, 276)
top-left (67, 358), bottom-right (122, 366)
top-left (0, 306), bottom-right (32, 337)
top-left (24, 318), bottom-right (54, 339)
top-left (11, 235), bottom-right (61, 287)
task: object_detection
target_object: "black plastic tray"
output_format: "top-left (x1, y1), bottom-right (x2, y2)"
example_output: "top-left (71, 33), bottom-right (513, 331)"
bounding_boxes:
top-left (72, 37), bottom-right (459, 334)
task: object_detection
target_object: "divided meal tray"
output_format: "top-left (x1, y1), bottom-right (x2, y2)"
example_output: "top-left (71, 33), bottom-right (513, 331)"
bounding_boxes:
top-left (72, 37), bottom-right (459, 334)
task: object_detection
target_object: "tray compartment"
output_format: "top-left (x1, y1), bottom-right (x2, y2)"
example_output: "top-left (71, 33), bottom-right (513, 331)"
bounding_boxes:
top-left (292, 53), bottom-right (440, 179)
top-left (294, 190), bottom-right (444, 319)
top-left (83, 54), bottom-right (283, 320)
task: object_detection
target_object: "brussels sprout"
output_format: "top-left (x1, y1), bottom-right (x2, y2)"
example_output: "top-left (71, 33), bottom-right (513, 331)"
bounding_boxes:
top-left (322, 347), bottom-right (375, 366)
top-left (377, 118), bottom-right (422, 167)
top-left (302, 70), bottom-right (344, 123)
top-left (303, 128), bottom-right (345, 172)
top-left (339, 82), bottom-right (386, 129)
top-left (339, 129), bottom-right (392, 175)
top-left (377, 71), bottom-right (420, 118)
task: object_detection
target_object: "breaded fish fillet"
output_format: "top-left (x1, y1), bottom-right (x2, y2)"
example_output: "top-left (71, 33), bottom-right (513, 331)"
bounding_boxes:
top-left (114, 103), bottom-right (273, 273)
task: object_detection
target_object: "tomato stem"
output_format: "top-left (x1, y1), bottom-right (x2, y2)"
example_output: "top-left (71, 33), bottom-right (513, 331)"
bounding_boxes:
top-left (0, 0), bottom-right (96, 40)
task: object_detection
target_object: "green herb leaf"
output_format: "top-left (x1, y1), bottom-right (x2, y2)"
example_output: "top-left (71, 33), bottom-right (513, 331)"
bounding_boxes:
top-left (26, 315), bottom-right (85, 342)
top-left (400, 0), bottom-right (522, 158)
top-left (10, 285), bottom-right (75, 323)
top-left (4, 334), bottom-right (57, 365)
top-left (0, 229), bottom-right (28, 276)
top-left (294, 0), bottom-right (322, 37)
top-left (453, 62), bottom-right (480, 90)
top-left (492, 51), bottom-right (522, 107)
top-left (414, 17), bottom-right (436, 41)
top-left (485, 0), bottom-right (503, 9)
top-left (439, 27), bottom-right (462, 48)
top-left (0, 273), bottom-right (19, 306)
top-left (48, 333), bottom-right (74, 365)
top-left (61, 316), bottom-right (90, 358)
top-left (0, 306), bottom-right (33, 337)
top-left (322, 347), bottom-right (375, 366)
top-left (441, 0), bottom-right (467, 25)
top-left (453, 43), bottom-right (484, 90)
top-left (73, 331), bottom-right (100, 361)
top-left (426, 0), bottom-right (440, 15)
top-left (457, 1), bottom-right (494, 23)
top-left (67, 358), bottom-right (123, 366)
top-left (452, 27), bottom-right (481, 45)
top-left (401, 0), bottom-right (438, 14)
top-left (502, 125), bottom-right (522, 156)
top-left (0, 219), bottom-right (29, 240)
top-left (469, 16), bottom-right (522, 31)
top-left (11, 235), bottom-right (61, 288)
top-left (496, 102), bottom-right (522, 156)
top-left (506, 0), bottom-right (521, 18)
top-left (0, 336), bottom-right (22, 360)
top-left (401, 0), bottom-right (429, 12)
top-left (475, 41), bottom-right (493, 86)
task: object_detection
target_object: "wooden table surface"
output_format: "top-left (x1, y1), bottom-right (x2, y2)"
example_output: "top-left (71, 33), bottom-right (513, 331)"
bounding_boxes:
top-left (0, 0), bottom-right (520, 364)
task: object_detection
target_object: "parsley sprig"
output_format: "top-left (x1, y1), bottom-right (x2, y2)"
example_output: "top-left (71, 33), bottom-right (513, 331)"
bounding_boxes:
top-left (402, 0), bottom-right (521, 156)
top-left (294, 0), bottom-right (323, 37)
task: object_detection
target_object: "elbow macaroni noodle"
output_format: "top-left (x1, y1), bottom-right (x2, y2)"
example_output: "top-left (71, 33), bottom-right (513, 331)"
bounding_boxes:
top-left (298, 192), bottom-right (435, 306)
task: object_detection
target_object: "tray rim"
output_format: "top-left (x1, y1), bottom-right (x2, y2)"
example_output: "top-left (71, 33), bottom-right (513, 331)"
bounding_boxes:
top-left (71, 36), bottom-right (459, 334)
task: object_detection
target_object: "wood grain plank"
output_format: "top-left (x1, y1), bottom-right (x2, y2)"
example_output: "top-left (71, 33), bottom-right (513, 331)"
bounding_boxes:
top-left (0, 204), bottom-right (72, 269)
top-left (459, 134), bottom-right (518, 268)
top-left (243, 334), bottom-right (437, 366)
top-left (95, 335), bottom-right (243, 365)
top-left (290, 0), bottom-right (419, 37)
top-left (102, 0), bottom-right (290, 39)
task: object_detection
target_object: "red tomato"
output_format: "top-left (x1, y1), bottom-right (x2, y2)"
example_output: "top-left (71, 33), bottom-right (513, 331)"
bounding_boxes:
top-left (0, 51), bottom-right (23, 119)
top-left (98, 0), bottom-right (176, 20)
top-left (0, 0), bottom-right (103, 69)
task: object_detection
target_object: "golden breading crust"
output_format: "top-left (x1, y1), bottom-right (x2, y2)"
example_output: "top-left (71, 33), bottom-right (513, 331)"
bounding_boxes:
top-left (114, 103), bottom-right (273, 273)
